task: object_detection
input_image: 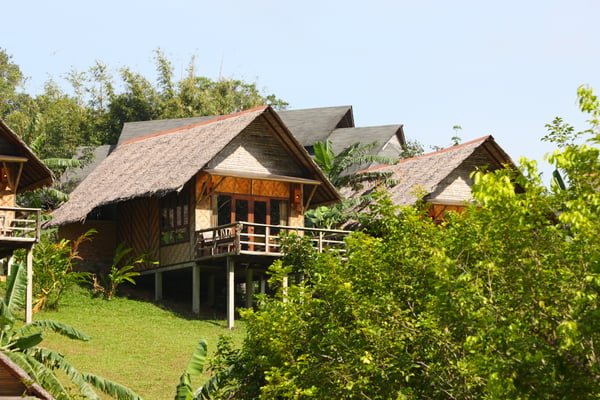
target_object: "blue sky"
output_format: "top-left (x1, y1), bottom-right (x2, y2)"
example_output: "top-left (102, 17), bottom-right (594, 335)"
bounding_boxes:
top-left (3, 0), bottom-right (600, 180)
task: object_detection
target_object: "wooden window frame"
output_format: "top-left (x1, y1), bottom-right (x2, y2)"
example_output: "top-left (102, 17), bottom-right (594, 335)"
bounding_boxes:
top-left (160, 186), bottom-right (190, 245)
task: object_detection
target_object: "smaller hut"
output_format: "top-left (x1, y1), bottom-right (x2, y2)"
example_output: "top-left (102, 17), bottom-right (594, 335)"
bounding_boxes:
top-left (343, 135), bottom-right (515, 221)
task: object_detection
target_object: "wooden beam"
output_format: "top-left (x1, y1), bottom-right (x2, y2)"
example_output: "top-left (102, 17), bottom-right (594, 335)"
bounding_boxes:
top-left (303, 185), bottom-right (318, 210)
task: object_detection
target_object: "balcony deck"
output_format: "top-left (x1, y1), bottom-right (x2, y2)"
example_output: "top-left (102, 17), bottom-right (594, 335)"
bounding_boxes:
top-left (0, 206), bottom-right (42, 257)
top-left (195, 222), bottom-right (349, 262)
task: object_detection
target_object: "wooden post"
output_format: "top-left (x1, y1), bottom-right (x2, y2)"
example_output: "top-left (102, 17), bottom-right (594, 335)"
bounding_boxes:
top-left (245, 268), bottom-right (254, 308)
top-left (192, 266), bottom-right (201, 314)
top-left (227, 257), bottom-right (235, 329)
top-left (154, 271), bottom-right (163, 301)
top-left (25, 246), bottom-right (33, 323)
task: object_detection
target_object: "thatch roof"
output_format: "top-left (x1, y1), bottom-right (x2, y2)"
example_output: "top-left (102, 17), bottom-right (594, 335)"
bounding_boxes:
top-left (0, 352), bottom-right (55, 399)
top-left (0, 119), bottom-right (53, 193)
top-left (49, 106), bottom-right (339, 226)
top-left (341, 135), bottom-right (514, 206)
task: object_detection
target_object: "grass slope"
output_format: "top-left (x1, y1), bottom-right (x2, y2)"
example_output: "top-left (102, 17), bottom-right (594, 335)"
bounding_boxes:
top-left (34, 285), bottom-right (246, 400)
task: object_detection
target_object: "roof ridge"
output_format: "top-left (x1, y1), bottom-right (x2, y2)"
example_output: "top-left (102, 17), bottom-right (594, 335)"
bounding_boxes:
top-left (120, 105), bottom-right (269, 146)
top-left (359, 135), bottom-right (492, 173)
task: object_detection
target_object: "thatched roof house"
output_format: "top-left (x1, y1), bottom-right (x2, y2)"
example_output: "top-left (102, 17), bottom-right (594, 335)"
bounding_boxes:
top-left (50, 106), bottom-right (345, 327)
top-left (342, 135), bottom-right (515, 220)
top-left (0, 352), bottom-right (55, 399)
top-left (50, 106), bottom-right (338, 227)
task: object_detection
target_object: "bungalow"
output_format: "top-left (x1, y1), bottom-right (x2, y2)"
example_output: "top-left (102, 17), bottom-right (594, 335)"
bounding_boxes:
top-left (48, 106), bottom-right (345, 328)
top-left (342, 135), bottom-right (516, 221)
top-left (0, 119), bottom-right (53, 322)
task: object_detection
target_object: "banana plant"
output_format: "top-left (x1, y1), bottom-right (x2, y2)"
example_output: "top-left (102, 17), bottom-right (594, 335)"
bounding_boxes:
top-left (0, 262), bottom-right (142, 400)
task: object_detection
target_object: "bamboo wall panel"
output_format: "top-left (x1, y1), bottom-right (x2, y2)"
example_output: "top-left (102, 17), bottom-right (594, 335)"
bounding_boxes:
top-left (59, 221), bottom-right (117, 271)
top-left (160, 242), bottom-right (191, 266)
top-left (218, 177), bottom-right (251, 195)
top-left (0, 363), bottom-right (25, 396)
top-left (118, 197), bottom-right (160, 271)
top-left (207, 120), bottom-right (304, 177)
top-left (196, 196), bottom-right (211, 230)
top-left (253, 180), bottom-right (289, 198)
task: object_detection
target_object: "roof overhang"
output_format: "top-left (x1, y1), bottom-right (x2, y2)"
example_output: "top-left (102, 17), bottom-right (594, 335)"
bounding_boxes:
top-left (203, 168), bottom-right (322, 185)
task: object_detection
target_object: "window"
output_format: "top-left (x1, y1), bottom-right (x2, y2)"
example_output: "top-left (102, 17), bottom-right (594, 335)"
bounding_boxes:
top-left (161, 187), bottom-right (190, 245)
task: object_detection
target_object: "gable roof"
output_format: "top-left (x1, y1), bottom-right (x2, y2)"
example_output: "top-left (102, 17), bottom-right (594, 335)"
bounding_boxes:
top-left (0, 119), bottom-right (53, 193)
top-left (277, 105), bottom-right (354, 147)
top-left (328, 125), bottom-right (405, 155)
top-left (0, 352), bottom-right (55, 399)
top-left (48, 106), bottom-right (339, 226)
top-left (341, 135), bottom-right (514, 206)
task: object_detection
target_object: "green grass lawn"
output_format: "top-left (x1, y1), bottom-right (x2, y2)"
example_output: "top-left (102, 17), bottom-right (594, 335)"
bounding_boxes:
top-left (34, 285), bottom-right (246, 400)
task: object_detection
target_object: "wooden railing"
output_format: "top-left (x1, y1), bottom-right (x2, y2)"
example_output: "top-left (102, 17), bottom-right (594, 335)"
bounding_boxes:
top-left (195, 222), bottom-right (349, 259)
top-left (0, 206), bottom-right (42, 242)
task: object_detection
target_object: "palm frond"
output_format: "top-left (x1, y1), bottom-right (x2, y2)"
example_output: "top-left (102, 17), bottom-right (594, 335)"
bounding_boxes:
top-left (83, 373), bottom-right (143, 400)
top-left (43, 158), bottom-right (82, 168)
top-left (16, 320), bottom-right (91, 342)
top-left (4, 261), bottom-right (27, 313)
top-left (28, 347), bottom-right (101, 400)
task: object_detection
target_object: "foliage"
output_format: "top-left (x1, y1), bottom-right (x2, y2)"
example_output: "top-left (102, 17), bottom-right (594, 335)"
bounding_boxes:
top-left (93, 242), bottom-right (155, 300)
top-left (204, 87), bottom-right (600, 399)
top-left (13, 229), bottom-right (95, 313)
top-left (313, 139), bottom-right (397, 189)
top-left (0, 263), bottom-right (142, 400)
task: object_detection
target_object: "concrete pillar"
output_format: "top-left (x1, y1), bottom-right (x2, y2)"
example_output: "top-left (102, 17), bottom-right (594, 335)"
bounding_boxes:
top-left (282, 275), bottom-right (288, 302)
top-left (192, 266), bottom-right (201, 314)
top-left (208, 273), bottom-right (215, 307)
top-left (26, 246), bottom-right (33, 323)
top-left (227, 258), bottom-right (235, 329)
top-left (260, 276), bottom-right (266, 294)
top-left (245, 268), bottom-right (254, 308)
top-left (155, 271), bottom-right (163, 301)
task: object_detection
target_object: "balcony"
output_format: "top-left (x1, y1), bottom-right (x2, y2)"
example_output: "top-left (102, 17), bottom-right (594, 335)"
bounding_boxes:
top-left (0, 206), bottom-right (42, 257)
top-left (195, 222), bottom-right (349, 261)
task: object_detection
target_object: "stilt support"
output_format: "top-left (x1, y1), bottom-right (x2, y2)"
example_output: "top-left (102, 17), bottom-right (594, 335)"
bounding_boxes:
top-left (246, 268), bottom-right (254, 308)
top-left (193, 266), bottom-right (201, 314)
top-left (155, 271), bottom-right (163, 301)
top-left (227, 258), bottom-right (235, 329)
top-left (26, 246), bottom-right (33, 323)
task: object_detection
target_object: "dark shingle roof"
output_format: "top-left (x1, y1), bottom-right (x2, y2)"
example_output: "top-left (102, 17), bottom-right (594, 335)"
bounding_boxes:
top-left (277, 106), bottom-right (354, 147)
top-left (328, 125), bottom-right (405, 155)
top-left (118, 116), bottom-right (217, 145)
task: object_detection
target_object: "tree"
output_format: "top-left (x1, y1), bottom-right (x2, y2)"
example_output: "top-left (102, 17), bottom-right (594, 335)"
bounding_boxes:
top-left (205, 87), bottom-right (600, 399)
top-left (0, 262), bottom-right (142, 400)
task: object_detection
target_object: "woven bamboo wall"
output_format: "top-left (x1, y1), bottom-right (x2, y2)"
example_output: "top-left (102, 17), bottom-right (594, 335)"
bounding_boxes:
top-left (59, 221), bottom-right (117, 272)
top-left (0, 362), bottom-right (26, 396)
top-left (118, 197), bottom-right (160, 271)
top-left (160, 241), bottom-right (192, 266)
top-left (207, 120), bottom-right (304, 177)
